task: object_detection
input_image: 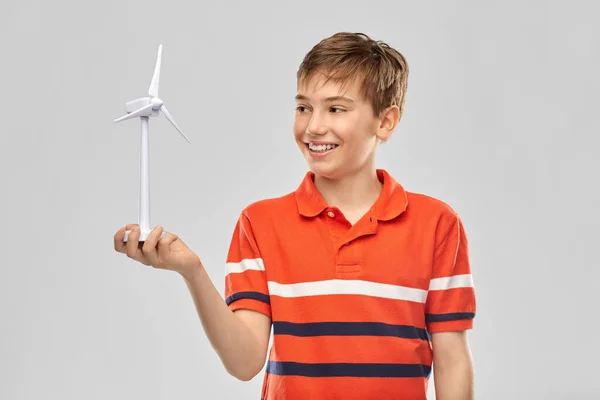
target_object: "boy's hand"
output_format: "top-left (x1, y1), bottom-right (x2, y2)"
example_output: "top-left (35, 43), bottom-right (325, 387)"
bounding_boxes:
top-left (114, 224), bottom-right (201, 276)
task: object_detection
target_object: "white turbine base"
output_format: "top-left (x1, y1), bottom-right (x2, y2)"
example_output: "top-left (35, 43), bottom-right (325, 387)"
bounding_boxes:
top-left (123, 229), bottom-right (167, 243)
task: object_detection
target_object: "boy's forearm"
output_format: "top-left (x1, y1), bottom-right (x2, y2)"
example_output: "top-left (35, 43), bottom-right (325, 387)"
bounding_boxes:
top-left (180, 262), bottom-right (265, 381)
top-left (433, 360), bottom-right (474, 400)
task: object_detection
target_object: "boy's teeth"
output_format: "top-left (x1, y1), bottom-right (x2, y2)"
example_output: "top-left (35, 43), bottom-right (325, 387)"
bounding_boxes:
top-left (309, 143), bottom-right (338, 152)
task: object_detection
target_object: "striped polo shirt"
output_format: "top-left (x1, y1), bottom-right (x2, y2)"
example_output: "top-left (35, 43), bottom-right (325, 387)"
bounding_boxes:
top-left (224, 169), bottom-right (476, 400)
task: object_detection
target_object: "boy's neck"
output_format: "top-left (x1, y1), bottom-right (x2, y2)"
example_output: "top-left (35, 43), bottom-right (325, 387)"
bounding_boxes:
top-left (313, 167), bottom-right (383, 211)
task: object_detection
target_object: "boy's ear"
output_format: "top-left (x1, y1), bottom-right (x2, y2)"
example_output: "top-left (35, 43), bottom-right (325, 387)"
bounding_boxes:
top-left (376, 105), bottom-right (400, 142)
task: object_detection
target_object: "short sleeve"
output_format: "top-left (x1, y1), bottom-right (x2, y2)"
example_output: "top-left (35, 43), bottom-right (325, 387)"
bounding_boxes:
top-left (425, 213), bottom-right (476, 333)
top-left (224, 211), bottom-right (271, 319)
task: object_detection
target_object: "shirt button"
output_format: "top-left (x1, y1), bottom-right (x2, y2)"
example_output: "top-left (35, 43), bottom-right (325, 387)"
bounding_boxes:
top-left (327, 211), bottom-right (335, 218)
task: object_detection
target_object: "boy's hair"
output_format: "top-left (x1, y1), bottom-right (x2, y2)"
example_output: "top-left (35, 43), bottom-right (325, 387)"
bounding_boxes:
top-left (297, 32), bottom-right (409, 119)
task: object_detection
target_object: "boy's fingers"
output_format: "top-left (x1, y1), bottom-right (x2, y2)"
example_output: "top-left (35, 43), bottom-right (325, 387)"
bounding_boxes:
top-left (157, 232), bottom-right (178, 252)
top-left (114, 227), bottom-right (125, 252)
top-left (142, 226), bottom-right (163, 265)
top-left (114, 224), bottom-right (138, 253)
top-left (126, 226), bottom-right (147, 264)
top-left (161, 231), bottom-right (179, 244)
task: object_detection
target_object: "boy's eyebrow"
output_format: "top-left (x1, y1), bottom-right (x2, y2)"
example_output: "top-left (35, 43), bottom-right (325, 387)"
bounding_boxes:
top-left (295, 94), bottom-right (355, 103)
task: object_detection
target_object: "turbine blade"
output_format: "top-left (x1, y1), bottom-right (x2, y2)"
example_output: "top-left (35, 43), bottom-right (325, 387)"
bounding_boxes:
top-left (148, 45), bottom-right (162, 98)
top-left (114, 104), bottom-right (154, 123)
top-left (160, 106), bottom-right (191, 144)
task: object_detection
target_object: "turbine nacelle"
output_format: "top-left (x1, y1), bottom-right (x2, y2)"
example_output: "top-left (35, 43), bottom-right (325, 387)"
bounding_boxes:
top-left (124, 97), bottom-right (161, 117)
top-left (114, 45), bottom-right (190, 144)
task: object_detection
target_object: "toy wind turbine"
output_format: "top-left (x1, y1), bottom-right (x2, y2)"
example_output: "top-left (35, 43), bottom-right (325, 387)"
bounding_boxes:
top-left (115, 44), bottom-right (190, 243)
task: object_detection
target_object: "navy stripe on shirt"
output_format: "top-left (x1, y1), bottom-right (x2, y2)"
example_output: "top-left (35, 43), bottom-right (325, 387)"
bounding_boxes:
top-left (273, 321), bottom-right (429, 341)
top-left (225, 291), bottom-right (270, 306)
top-left (266, 361), bottom-right (431, 378)
top-left (425, 312), bottom-right (475, 322)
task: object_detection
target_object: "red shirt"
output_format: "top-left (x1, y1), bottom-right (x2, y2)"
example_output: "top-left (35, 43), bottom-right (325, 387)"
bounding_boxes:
top-left (225, 169), bottom-right (476, 399)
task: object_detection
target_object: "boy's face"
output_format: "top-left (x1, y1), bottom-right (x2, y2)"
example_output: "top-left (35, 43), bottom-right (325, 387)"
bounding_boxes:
top-left (293, 71), bottom-right (398, 180)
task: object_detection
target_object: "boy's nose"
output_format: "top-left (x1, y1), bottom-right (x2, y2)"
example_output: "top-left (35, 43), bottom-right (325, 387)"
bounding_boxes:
top-left (307, 126), bottom-right (327, 136)
top-left (307, 117), bottom-right (328, 136)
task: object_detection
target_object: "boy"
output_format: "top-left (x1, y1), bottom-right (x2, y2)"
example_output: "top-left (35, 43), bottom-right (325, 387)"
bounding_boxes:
top-left (114, 32), bottom-right (476, 399)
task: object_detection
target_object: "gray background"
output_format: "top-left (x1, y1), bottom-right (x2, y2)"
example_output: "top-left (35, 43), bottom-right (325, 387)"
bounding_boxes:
top-left (1, 0), bottom-right (598, 399)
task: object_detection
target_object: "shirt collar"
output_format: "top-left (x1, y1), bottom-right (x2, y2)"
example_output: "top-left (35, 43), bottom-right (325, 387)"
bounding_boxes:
top-left (295, 169), bottom-right (408, 221)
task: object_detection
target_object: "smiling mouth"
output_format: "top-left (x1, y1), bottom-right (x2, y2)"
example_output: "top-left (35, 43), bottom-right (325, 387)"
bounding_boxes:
top-left (306, 143), bottom-right (339, 153)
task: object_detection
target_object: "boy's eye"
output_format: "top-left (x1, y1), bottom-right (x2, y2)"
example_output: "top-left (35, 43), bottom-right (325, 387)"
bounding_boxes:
top-left (295, 106), bottom-right (345, 113)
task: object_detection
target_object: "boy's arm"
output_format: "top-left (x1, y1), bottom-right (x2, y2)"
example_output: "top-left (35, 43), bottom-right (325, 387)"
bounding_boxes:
top-left (425, 211), bottom-right (477, 399)
top-left (181, 263), bottom-right (271, 381)
top-left (431, 331), bottom-right (474, 400)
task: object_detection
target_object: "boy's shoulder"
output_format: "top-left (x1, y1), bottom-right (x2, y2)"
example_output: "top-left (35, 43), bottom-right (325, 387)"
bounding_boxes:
top-left (405, 190), bottom-right (459, 216)
top-left (238, 190), bottom-right (297, 222)
top-left (402, 190), bottom-right (464, 236)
